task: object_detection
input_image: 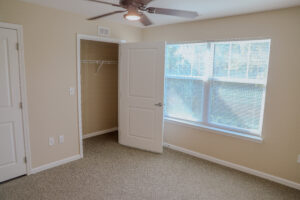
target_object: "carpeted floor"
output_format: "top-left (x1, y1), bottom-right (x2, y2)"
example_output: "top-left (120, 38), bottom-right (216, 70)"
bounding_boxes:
top-left (0, 132), bottom-right (299, 200)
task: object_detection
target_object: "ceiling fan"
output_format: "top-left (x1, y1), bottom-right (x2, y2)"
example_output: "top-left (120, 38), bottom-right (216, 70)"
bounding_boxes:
top-left (86, 0), bottom-right (199, 26)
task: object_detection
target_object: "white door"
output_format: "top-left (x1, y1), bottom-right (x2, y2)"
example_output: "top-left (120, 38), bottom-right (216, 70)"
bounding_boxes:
top-left (119, 42), bottom-right (165, 153)
top-left (0, 27), bottom-right (26, 182)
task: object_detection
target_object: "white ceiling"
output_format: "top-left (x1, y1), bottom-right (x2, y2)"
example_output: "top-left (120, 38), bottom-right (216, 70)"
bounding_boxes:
top-left (21, 0), bottom-right (300, 28)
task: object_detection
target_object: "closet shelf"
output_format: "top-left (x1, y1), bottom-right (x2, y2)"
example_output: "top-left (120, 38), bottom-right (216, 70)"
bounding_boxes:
top-left (81, 59), bottom-right (118, 72)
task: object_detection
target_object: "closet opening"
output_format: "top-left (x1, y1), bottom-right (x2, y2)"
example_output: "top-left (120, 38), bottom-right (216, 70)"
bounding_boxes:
top-left (77, 35), bottom-right (122, 157)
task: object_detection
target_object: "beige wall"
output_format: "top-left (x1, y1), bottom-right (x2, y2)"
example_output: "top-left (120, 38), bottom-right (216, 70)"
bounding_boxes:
top-left (0, 0), bottom-right (142, 168)
top-left (143, 7), bottom-right (300, 183)
top-left (81, 40), bottom-right (118, 135)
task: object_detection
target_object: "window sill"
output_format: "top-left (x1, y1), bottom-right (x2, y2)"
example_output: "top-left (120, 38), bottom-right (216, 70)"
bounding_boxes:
top-left (164, 117), bottom-right (263, 143)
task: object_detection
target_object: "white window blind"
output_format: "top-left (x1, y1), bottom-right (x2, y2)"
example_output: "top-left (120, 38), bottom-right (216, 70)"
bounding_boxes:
top-left (164, 39), bottom-right (271, 136)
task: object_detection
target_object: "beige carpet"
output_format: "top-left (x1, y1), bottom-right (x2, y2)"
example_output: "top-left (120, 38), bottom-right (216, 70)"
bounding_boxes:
top-left (0, 132), bottom-right (299, 200)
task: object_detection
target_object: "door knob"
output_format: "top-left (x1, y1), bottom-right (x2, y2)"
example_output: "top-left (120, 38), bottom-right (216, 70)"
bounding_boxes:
top-left (154, 102), bottom-right (163, 107)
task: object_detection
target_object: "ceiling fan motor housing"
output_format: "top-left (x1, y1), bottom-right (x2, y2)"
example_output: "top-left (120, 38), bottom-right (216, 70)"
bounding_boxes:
top-left (120, 0), bottom-right (144, 9)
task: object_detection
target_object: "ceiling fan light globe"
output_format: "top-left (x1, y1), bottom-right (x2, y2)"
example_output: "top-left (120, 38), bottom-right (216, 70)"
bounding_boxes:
top-left (124, 13), bottom-right (141, 21)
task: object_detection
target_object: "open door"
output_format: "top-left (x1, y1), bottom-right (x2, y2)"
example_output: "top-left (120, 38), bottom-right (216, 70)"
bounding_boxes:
top-left (0, 27), bottom-right (26, 182)
top-left (119, 42), bottom-right (165, 153)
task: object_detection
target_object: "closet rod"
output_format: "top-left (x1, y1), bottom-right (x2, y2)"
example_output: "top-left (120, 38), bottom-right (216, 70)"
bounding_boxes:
top-left (81, 59), bottom-right (118, 72)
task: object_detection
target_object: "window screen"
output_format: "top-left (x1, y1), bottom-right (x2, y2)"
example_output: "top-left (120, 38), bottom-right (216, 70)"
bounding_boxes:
top-left (165, 39), bottom-right (271, 136)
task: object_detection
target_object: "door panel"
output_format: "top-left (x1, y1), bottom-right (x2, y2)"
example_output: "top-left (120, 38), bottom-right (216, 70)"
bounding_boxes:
top-left (119, 42), bottom-right (165, 153)
top-left (129, 107), bottom-right (155, 139)
top-left (0, 27), bottom-right (26, 182)
top-left (0, 123), bottom-right (16, 166)
top-left (129, 49), bottom-right (156, 98)
top-left (0, 38), bottom-right (12, 107)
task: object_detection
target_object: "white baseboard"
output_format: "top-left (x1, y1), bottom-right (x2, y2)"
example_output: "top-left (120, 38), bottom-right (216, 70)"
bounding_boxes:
top-left (163, 143), bottom-right (300, 190)
top-left (30, 154), bottom-right (81, 174)
top-left (83, 127), bottom-right (118, 139)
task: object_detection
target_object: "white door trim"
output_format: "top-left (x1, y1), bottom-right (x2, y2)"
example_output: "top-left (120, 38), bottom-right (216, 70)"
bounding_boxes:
top-left (76, 34), bottom-right (125, 158)
top-left (0, 22), bottom-right (31, 175)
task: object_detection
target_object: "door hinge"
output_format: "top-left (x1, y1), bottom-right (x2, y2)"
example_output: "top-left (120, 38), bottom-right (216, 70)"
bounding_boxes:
top-left (24, 157), bottom-right (27, 163)
top-left (16, 43), bottom-right (19, 51)
top-left (19, 102), bottom-right (23, 109)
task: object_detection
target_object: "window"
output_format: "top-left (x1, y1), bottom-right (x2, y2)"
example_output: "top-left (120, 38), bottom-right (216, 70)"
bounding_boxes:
top-left (164, 39), bottom-right (271, 137)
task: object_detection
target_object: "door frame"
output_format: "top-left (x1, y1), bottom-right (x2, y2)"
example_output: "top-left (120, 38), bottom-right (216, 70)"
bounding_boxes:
top-left (0, 22), bottom-right (31, 175)
top-left (76, 34), bottom-right (125, 157)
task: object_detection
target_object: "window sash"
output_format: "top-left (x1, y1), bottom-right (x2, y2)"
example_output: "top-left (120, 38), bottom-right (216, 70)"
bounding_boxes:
top-left (165, 79), bottom-right (264, 136)
top-left (164, 39), bottom-right (270, 136)
top-left (164, 77), bottom-right (205, 122)
top-left (206, 79), bottom-right (266, 135)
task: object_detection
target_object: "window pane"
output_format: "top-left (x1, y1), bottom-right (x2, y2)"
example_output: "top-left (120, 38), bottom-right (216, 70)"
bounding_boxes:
top-left (166, 43), bottom-right (209, 77)
top-left (165, 78), bottom-right (203, 122)
top-left (229, 43), bottom-right (248, 78)
top-left (208, 81), bottom-right (264, 132)
top-left (165, 45), bottom-right (180, 76)
top-left (248, 42), bottom-right (270, 80)
top-left (192, 44), bottom-right (210, 76)
top-left (213, 43), bottom-right (230, 77)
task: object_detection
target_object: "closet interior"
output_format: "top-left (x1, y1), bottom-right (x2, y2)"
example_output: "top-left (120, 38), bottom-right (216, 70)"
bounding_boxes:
top-left (80, 40), bottom-right (119, 138)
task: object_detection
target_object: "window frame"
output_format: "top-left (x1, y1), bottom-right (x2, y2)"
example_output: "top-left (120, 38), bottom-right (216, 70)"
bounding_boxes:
top-left (164, 39), bottom-right (271, 141)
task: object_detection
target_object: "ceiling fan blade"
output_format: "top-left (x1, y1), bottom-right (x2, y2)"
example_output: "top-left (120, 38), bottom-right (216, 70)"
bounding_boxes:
top-left (88, 10), bottom-right (126, 20)
top-left (135, 0), bottom-right (153, 5)
top-left (140, 14), bottom-right (152, 26)
top-left (147, 7), bottom-right (198, 18)
top-left (87, 0), bottom-right (122, 7)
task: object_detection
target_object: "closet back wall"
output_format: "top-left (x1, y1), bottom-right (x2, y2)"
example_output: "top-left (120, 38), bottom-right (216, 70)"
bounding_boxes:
top-left (81, 40), bottom-right (118, 135)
